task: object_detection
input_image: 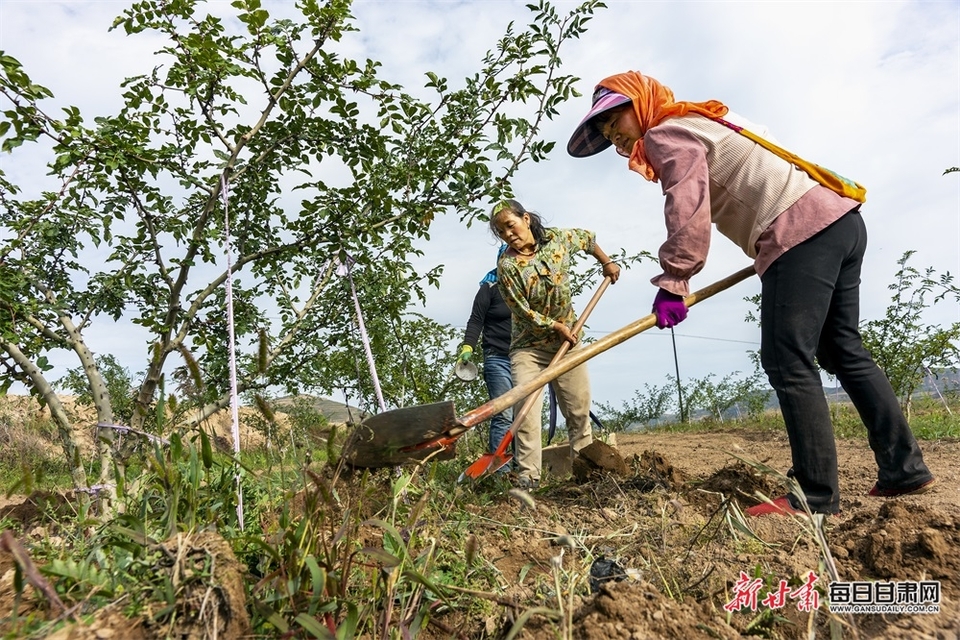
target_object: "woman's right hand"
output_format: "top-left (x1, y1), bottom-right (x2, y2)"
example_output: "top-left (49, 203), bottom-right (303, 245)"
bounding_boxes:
top-left (552, 321), bottom-right (578, 345)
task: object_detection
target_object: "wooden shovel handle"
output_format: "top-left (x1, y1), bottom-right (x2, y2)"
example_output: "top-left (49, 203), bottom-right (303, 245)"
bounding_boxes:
top-left (454, 265), bottom-right (756, 432)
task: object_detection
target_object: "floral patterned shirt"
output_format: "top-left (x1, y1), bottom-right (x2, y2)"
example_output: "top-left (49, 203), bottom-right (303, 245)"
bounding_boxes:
top-left (497, 227), bottom-right (596, 351)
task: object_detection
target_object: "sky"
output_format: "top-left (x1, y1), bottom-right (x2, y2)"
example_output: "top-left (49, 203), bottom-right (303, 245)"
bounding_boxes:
top-left (1, 0), bottom-right (958, 409)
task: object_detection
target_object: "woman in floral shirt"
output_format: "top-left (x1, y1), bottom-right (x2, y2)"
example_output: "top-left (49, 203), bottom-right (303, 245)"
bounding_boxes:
top-left (490, 199), bottom-right (620, 487)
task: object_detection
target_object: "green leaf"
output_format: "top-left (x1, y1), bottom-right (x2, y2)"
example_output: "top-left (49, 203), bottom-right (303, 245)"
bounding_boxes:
top-left (294, 613), bottom-right (336, 639)
top-left (199, 428), bottom-right (213, 469)
top-left (357, 546), bottom-right (402, 568)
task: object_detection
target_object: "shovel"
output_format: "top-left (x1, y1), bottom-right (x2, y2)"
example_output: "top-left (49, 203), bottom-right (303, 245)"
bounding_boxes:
top-left (460, 276), bottom-right (612, 480)
top-left (340, 265), bottom-right (756, 468)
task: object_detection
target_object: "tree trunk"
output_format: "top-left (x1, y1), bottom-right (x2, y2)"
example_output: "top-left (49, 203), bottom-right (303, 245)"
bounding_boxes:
top-left (0, 338), bottom-right (87, 489)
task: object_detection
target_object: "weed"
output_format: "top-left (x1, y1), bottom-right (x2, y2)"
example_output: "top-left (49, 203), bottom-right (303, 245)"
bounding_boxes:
top-left (643, 399), bottom-right (960, 442)
top-left (726, 456), bottom-right (862, 639)
top-left (0, 410), bottom-right (71, 489)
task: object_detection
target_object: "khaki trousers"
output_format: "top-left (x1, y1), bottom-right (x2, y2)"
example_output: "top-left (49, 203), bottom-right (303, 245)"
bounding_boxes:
top-left (510, 346), bottom-right (593, 482)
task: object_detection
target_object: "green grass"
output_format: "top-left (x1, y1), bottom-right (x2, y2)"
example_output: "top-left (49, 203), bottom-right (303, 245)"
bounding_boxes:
top-left (0, 410), bottom-right (77, 492)
top-left (5, 394), bottom-right (957, 500)
top-left (0, 426), bottom-right (507, 637)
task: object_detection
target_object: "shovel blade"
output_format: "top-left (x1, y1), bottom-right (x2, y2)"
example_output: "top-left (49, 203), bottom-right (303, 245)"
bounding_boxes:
top-left (341, 401), bottom-right (460, 468)
top-left (486, 453), bottom-right (513, 476)
top-left (461, 451), bottom-right (513, 481)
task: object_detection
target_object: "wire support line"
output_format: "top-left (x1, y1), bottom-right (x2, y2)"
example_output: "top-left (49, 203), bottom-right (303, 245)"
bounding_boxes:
top-left (581, 329), bottom-right (760, 345)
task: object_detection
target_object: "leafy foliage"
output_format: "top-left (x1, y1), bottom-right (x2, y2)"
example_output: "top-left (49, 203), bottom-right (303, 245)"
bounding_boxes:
top-left (0, 0), bottom-right (607, 489)
top-left (595, 382), bottom-right (675, 431)
top-left (57, 354), bottom-right (137, 426)
top-left (596, 370), bottom-right (770, 429)
top-left (682, 371), bottom-right (770, 422)
top-left (860, 250), bottom-right (960, 418)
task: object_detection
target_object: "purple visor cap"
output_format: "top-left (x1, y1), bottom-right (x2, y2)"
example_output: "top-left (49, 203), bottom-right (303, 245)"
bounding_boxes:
top-left (567, 87), bottom-right (632, 158)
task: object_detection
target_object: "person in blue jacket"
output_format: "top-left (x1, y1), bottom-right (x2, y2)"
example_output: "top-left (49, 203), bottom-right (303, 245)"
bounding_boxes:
top-left (458, 245), bottom-right (514, 463)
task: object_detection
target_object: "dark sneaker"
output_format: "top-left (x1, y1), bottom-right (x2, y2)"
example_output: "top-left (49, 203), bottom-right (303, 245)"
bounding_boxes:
top-left (868, 477), bottom-right (937, 497)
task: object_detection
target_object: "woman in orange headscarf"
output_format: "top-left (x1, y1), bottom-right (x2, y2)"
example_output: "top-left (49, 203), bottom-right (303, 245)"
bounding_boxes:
top-left (567, 71), bottom-right (935, 517)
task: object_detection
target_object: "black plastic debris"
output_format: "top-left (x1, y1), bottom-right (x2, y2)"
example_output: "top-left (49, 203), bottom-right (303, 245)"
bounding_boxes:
top-left (589, 556), bottom-right (626, 593)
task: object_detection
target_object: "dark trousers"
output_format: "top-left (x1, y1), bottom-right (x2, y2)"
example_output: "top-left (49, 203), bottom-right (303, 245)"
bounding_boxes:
top-left (760, 210), bottom-right (932, 513)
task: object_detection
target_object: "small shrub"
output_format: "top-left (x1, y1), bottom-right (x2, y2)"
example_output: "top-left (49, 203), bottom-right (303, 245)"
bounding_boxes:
top-left (0, 410), bottom-right (71, 488)
top-left (284, 396), bottom-right (330, 448)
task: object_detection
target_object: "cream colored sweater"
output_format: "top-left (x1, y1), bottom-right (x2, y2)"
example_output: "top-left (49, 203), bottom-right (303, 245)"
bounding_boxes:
top-left (658, 112), bottom-right (819, 257)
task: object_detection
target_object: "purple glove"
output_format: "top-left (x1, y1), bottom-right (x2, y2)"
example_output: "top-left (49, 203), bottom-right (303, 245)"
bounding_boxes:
top-left (652, 289), bottom-right (688, 329)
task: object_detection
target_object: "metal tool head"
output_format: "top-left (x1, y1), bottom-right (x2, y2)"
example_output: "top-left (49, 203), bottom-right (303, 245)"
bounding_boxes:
top-left (340, 401), bottom-right (460, 468)
top-left (454, 361), bottom-right (478, 381)
top-left (460, 451), bottom-right (512, 481)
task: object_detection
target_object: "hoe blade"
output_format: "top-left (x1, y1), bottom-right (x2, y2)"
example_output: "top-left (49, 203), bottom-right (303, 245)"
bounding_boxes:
top-left (341, 401), bottom-right (459, 468)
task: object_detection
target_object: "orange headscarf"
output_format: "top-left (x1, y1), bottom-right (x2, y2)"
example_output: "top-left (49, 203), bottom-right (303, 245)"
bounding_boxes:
top-left (599, 71), bottom-right (729, 181)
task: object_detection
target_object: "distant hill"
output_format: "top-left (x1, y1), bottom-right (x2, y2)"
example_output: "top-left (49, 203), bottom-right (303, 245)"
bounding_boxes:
top-left (821, 367), bottom-right (960, 406)
top-left (274, 395), bottom-right (368, 424)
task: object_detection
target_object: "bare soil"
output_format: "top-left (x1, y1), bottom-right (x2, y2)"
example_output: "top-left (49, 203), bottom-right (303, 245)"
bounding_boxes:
top-left (443, 430), bottom-right (960, 640)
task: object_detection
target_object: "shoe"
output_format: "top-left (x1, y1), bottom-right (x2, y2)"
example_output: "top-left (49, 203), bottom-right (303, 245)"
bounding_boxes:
top-left (868, 477), bottom-right (937, 498)
top-left (745, 496), bottom-right (805, 517)
top-left (516, 476), bottom-right (540, 490)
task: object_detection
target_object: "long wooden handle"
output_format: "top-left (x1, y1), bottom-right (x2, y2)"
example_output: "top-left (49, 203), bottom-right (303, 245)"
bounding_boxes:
top-left (455, 265), bottom-right (756, 430)
top-left (485, 276), bottom-right (612, 450)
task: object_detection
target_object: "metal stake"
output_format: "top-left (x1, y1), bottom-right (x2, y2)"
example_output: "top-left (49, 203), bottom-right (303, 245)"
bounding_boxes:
top-left (670, 326), bottom-right (686, 422)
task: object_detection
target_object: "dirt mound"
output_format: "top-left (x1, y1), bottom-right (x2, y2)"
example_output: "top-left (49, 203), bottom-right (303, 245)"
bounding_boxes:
top-left (0, 395), bottom-right (97, 456)
top-left (0, 491), bottom-right (76, 526)
top-left (685, 460), bottom-right (782, 511)
top-left (833, 502), bottom-right (960, 640)
top-left (698, 461), bottom-right (780, 500)
top-left (148, 531), bottom-right (250, 639)
top-left (834, 501), bottom-right (960, 589)
top-left (621, 449), bottom-right (686, 492)
top-left (571, 580), bottom-right (742, 640)
top-left (572, 440), bottom-right (628, 481)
